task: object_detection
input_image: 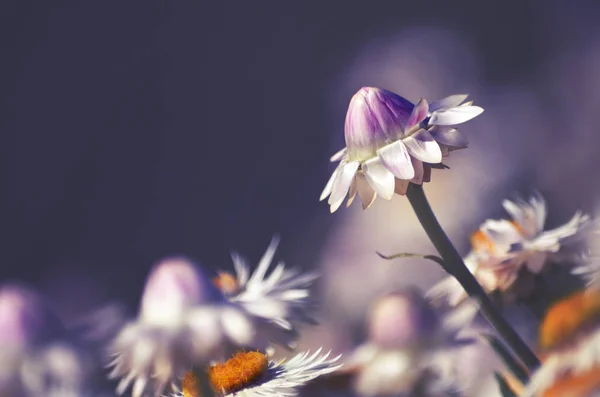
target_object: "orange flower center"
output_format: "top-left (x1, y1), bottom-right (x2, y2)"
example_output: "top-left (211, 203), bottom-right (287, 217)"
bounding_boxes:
top-left (543, 366), bottom-right (600, 397)
top-left (182, 351), bottom-right (268, 396)
top-left (213, 272), bottom-right (240, 295)
top-left (470, 229), bottom-right (494, 254)
top-left (539, 290), bottom-right (600, 350)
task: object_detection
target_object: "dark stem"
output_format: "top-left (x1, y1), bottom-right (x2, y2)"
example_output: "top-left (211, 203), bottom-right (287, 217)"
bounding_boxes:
top-left (405, 183), bottom-right (540, 371)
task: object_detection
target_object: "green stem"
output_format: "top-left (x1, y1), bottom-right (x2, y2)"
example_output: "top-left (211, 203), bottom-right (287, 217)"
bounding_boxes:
top-left (405, 183), bottom-right (540, 371)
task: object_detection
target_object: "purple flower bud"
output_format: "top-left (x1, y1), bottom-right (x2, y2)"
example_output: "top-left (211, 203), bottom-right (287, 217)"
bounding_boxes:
top-left (0, 284), bottom-right (64, 348)
top-left (367, 288), bottom-right (439, 349)
top-left (344, 87), bottom-right (426, 160)
top-left (140, 257), bottom-right (223, 324)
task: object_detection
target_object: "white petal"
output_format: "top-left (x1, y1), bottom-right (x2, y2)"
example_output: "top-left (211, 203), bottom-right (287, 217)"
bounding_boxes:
top-left (362, 157), bottom-right (395, 200)
top-left (356, 172), bottom-right (376, 209)
top-left (330, 147), bottom-right (347, 162)
top-left (346, 177), bottom-right (357, 207)
top-left (319, 166), bottom-right (340, 201)
top-left (220, 306), bottom-right (255, 346)
top-left (247, 236), bottom-right (280, 287)
top-left (406, 98), bottom-right (429, 132)
top-left (402, 129), bottom-right (443, 164)
top-left (377, 140), bottom-right (415, 180)
top-left (428, 125), bottom-right (468, 148)
top-left (328, 161), bottom-right (359, 213)
top-left (429, 94), bottom-right (469, 113)
top-left (429, 106), bottom-right (484, 126)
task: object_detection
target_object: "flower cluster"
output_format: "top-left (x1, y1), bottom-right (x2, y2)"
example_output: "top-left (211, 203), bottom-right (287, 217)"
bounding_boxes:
top-left (107, 237), bottom-right (334, 397)
top-left (10, 84), bottom-right (600, 397)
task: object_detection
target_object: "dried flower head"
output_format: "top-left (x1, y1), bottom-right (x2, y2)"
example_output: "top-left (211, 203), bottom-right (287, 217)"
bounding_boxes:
top-left (428, 195), bottom-right (590, 306)
top-left (521, 289), bottom-right (600, 397)
top-left (177, 349), bottom-right (342, 397)
top-left (109, 239), bottom-right (320, 397)
top-left (320, 87), bottom-right (483, 212)
top-left (347, 288), bottom-right (477, 397)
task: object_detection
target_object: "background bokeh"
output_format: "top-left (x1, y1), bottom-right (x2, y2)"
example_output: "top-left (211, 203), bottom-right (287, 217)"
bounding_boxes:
top-left (4, 1), bottom-right (600, 395)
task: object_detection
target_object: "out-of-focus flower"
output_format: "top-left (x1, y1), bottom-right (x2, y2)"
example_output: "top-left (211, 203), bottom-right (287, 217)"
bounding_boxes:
top-left (343, 288), bottom-right (477, 397)
top-left (109, 240), bottom-right (319, 397)
top-left (428, 195), bottom-right (590, 306)
top-left (320, 87), bottom-right (483, 213)
top-left (213, 236), bottom-right (319, 335)
top-left (0, 283), bottom-right (95, 397)
top-left (174, 349), bottom-right (342, 397)
top-left (520, 289), bottom-right (600, 397)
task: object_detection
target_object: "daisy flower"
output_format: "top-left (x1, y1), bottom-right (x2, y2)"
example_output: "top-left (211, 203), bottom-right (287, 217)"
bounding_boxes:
top-left (109, 243), bottom-right (319, 397)
top-left (174, 349), bottom-right (342, 397)
top-left (520, 289), bottom-right (600, 397)
top-left (344, 288), bottom-right (477, 397)
top-left (213, 236), bottom-right (319, 336)
top-left (320, 87), bottom-right (483, 213)
top-left (0, 283), bottom-right (95, 397)
top-left (428, 195), bottom-right (590, 306)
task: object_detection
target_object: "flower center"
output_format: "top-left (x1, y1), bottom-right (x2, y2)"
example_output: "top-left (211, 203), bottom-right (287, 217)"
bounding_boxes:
top-left (539, 290), bottom-right (600, 350)
top-left (182, 351), bottom-right (268, 396)
top-left (212, 272), bottom-right (240, 295)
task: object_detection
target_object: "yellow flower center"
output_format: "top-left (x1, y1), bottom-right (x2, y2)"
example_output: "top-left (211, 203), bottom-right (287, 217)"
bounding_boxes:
top-left (542, 366), bottom-right (600, 397)
top-left (539, 290), bottom-right (600, 350)
top-left (182, 351), bottom-right (268, 396)
top-left (212, 272), bottom-right (240, 295)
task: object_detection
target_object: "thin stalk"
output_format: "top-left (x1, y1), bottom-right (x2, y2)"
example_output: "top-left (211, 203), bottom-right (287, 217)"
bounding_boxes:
top-left (405, 183), bottom-right (540, 371)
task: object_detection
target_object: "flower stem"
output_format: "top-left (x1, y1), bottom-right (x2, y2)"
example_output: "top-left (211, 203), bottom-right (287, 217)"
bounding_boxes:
top-left (405, 183), bottom-right (540, 371)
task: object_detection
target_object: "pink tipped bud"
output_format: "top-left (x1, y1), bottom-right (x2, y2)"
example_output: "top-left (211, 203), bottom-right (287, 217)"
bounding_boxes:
top-left (140, 257), bottom-right (222, 324)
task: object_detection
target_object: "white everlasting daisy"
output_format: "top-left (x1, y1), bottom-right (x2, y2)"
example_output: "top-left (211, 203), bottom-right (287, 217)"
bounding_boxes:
top-left (345, 288), bottom-right (477, 397)
top-left (174, 349), bottom-right (342, 397)
top-left (428, 195), bottom-right (590, 306)
top-left (520, 289), bottom-right (600, 397)
top-left (320, 87), bottom-right (483, 213)
top-left (0, 283), bottom-right (96, 397)
top-left (214, 236), bottom-right (319, 337)
top-left (109, 247), bottom-right (319, 397)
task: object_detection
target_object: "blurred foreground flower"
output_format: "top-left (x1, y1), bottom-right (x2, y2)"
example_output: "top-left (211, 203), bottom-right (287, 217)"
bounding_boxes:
top-left (174, 349), bottom-right (342, 397)
top-left (213, 236), bottom-right (319, 338)
top-left (108, 238), bottom-right (319, 397)
top-left (343, 288), bottom-right (477, 396)
top-left (0, 283), bottom-right (96, 397)
top-left (520, 289), bottom-right (600, 397)
top-left (429, 195), bottom-right (590, 306)
top-left (320, 87), bottom-right (483, 212)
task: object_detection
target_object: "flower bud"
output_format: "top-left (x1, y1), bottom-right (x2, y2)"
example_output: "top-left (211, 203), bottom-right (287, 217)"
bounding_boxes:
top-left (367, 288), bottom-right (439, 349)
top-left (140, 257), bottom-right (223, 325)
top-left (344, 87), bottom-right (422, 161)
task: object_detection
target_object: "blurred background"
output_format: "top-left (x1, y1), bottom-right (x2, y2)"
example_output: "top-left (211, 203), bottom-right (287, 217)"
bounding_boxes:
top-left (3, 0), bottom-right (600, 394)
